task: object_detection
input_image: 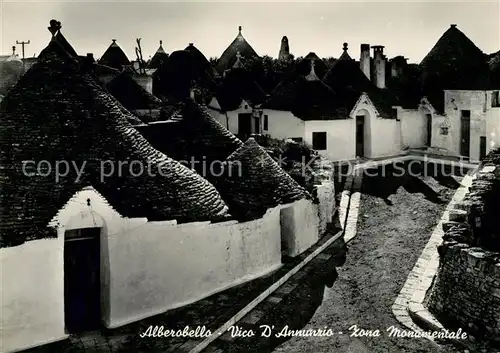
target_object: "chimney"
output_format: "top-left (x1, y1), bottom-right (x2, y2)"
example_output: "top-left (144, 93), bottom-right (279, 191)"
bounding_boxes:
top-left (390, 56), bottom-right (407, 78)
top-left (278, 36), bottom-right (290, 60)
top-left (360, 44), bottom-right (371, 80)
top-left (371, 45), bottom-right (386, 89)
top-left (86, 53), bottom-right (95, 62)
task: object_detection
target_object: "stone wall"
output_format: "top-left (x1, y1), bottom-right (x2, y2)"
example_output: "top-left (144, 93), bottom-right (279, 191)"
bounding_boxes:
top-left (428, 149), bottom-right (500, 341)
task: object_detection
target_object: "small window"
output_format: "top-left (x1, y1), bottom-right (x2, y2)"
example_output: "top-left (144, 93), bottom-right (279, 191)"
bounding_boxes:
top-left (440, 126), bottom-right (449, 135)
top-left (312, 132), bottom-right (327, 150)
top-left (492, 91), bottom-right (500, 108)
top-left (263, 115), bottom-right (269, 130)
top-left (461, 110), bottom-right (471, 118)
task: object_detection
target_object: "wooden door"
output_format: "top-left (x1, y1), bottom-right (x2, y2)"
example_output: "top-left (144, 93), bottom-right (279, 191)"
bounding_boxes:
top-left (356, 115), bottom-right (365, 157)
top-left (64, 228), bottom-right (101, 333)
top-left (426, 114), bottom-right (432, 146)
top-left (238, 113), bottom-right (252, 137)
top-left (480, 136), bottom-right (487, 160)
top-left (460, 111), bottom-right (470, 157)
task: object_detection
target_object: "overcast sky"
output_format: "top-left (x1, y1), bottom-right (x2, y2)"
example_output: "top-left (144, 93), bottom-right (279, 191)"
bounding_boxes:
top-left (1, 1), bottom-right (499, 63)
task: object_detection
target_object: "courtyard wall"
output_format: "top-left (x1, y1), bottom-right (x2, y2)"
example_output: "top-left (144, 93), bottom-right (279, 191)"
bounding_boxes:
top-left (427, 156), bottom-right (500, 341)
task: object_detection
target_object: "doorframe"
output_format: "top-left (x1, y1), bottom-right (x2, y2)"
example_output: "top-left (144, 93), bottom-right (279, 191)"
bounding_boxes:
top-left (237, 113), bottom-right (252, 137)
top-left (63, 227), bottom-right (104, 334)
top-left (480, 136), bottom-right (487, 160)
top-left (355, 114), bottom-right (366, 158)
top-left (460, 110), bottom-right (471, 158)
top-left (425, 113), bottom-right (432, 147)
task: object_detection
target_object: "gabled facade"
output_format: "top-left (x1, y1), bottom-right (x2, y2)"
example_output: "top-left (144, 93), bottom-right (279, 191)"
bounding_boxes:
top-left (395, 24), bottom-right (500, 162)
top-left (259, 44), bottom-right (402, 161)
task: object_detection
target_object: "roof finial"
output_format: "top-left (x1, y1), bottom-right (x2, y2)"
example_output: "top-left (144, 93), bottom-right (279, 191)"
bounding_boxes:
top-left (450, 24), bottom-right (457, 28)
top-left (48, 19), bottom-right (61, 37)
top-left (112, 39), bottom-right (117, 44)
top-left (343, 42), bottom-right (348, 51)
top-left (12, 46), bottom-right (16, 55)
top-left (305, 59), bottom-right (319, 81)
top-left (233, 50), bottom-right (244, 69)
top-left (238, 26), bottom-right (242, 33)
top-left (160, 40), bottom-right (162, 46)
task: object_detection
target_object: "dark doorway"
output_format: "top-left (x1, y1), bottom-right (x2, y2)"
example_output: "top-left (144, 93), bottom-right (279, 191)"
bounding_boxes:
top-left (480, 136), bottom-right (487, 160)
top-left (64, 227), bottom-right (101, 333)
top-left (460, 110), bottom-right (471, 157)
top-left (238, 113), bottom-right (252, 137)
top-left (356, 115), bottom-right (365, 157)
top-left (426, 114), bottom-right (432, 146)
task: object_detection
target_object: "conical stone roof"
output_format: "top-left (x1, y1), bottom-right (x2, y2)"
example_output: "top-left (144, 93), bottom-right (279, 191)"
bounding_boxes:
top-left (0, 51), bottom-right (24, 96)
top-left (106, 71), bottom-right (162, 110)
top-left (185, 43), bottom-right (217, 78)
top-left (217, 138), bottom-right (311, 221)
top-left (419, 24), bottom-right (491, 110)
top-left (137, 101), bottom-right (243, 181)
top-left (216, 26), bottom-right (259, 73)
top-left (0, 38), bottom-right (230, 248)
top-left (98, 39), bottom-right (131, 70)
top-left (265, 73), bottom-right (338, 120)
top-left (488, 50), bottom-right (500, 87)
top-left (297, 53), bottom-right (328, 79)
top-left (216, 65), bottom-right (266, 112)
top-left (148, 40), bottom-right (169, 69)
top-left (153, 49), bottom-right (216, 102)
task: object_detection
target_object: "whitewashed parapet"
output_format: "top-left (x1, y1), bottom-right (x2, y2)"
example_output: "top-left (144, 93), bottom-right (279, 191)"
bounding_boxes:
top-left (314, 181), bottom-right (336, 235)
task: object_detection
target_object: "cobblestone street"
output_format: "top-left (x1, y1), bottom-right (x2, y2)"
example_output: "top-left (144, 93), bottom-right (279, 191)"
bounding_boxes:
top-left (203, 164), bottom-right (479, 353)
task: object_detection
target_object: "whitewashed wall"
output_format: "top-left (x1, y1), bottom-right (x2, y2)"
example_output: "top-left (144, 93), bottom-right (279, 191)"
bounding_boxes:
top-left (106, 207), bottom-right (282, 328)
top-left (0, 188), bottom-right (283, 353)
top-left (398, 108), bottom-right (428, 148)
top-left (486, 108), bottom-right (500, 152)
top-left (262, 109), bottom-right (306, 140)
top-left (304, 119), bottom-right (356, 161)
top-left (369, 117), bottom-right (401, 158)
top-left (397, 91), bottom-right (500, 161)
top-left (352, 97), bottom-right (401, 159)
top-left (208, 108), bottom-right (229, 130)
top-left (315, 182), bottom-right (336, 235)
top-left (280, 199), bottom-right (320, 257)
top-left (441, 90), bottom-right (491, 161)
top-left (1, 178), bottom-right (341, 352)
top-left (0, 238), bottom-right (66, 353)
top-left (207, 99), bottom-right (254, 135)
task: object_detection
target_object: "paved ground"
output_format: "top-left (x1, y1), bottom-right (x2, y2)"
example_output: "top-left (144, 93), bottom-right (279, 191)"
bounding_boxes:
top-left (201, 164), bottom-right (472, 353)
top-left (23, 161), bottom-right (488, 353)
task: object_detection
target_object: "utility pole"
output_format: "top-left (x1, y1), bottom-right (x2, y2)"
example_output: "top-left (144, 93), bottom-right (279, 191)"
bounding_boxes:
top-left (15, 40), bottom-right (30, 60)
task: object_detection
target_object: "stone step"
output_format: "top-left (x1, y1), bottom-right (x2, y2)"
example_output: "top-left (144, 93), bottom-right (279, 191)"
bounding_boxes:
top-left (448, 209), bottom-right (467, 223)
top-left (442, 221), bottom-right (470, 233)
